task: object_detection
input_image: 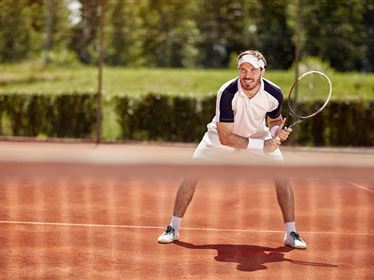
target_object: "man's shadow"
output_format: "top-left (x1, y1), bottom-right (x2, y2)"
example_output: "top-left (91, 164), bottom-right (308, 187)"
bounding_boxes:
top-left (174, 240), bottom-right (338, 272)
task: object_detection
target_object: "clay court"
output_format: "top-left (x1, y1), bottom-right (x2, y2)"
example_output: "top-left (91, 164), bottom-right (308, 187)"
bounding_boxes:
top-left (0, 142), bottom-right (373, 279)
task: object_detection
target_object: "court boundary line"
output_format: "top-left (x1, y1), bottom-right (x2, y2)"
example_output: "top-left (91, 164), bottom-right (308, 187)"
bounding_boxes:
top-left (0, 220), bottom-right (372, 236)
top-left (303, 178), bottom-right (374, 195)
top-left (345, 180), bottom-right (374, 194)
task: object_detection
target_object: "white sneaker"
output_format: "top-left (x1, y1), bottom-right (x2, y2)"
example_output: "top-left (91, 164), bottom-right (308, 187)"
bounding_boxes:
top-left (284, 231), bottom-right (307, 249)
top-left (157, 226), bottom-right (179, 244)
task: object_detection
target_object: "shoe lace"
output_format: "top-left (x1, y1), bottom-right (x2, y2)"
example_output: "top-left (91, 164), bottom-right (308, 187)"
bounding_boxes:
top-left (165, 225), bottom-right (175, 234)
top-left (290, 231), bottom-right (301, 240)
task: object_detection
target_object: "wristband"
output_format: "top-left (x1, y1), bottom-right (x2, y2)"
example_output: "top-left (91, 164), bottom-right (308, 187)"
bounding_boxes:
top-left (247, 138), bottom-right (264, 150)
top-left (270, 125), bottom-right (280, 138)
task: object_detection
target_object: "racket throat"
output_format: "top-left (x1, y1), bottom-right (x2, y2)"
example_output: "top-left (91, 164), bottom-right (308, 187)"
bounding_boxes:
top-left (288, 118), bottom-right (302, 128)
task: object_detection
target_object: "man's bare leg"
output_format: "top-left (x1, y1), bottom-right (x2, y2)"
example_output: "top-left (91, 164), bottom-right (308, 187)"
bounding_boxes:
top-left (274, 179), bottom-right (307, 249)
top-left (274, 179), bottom-right (295, 223)
top-left (157, 178), bottom-right (198, 243)
top-left (173, 177), bottom-right (199, 217)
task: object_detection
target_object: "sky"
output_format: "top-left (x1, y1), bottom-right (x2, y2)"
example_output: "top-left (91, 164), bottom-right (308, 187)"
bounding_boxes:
top-left (66, 0), bottom-right (81, 24)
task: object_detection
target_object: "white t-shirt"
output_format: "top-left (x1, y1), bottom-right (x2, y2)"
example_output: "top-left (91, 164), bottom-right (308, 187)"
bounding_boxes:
top-left (206, 77), bottom-right (283, 141)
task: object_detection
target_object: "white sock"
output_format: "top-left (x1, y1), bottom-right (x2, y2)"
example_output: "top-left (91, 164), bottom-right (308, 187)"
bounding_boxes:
top-left (170, 216), bottom-right (182, 232)
top-left (284, 221), bottom-right (296, 235)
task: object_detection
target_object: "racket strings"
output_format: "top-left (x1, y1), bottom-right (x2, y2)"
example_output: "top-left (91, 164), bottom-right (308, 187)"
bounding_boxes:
top-left (288, 72), bottom-right (331, 118)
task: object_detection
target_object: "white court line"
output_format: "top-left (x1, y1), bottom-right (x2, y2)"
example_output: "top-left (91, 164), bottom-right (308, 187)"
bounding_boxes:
top-left (302, 178), bottom-right (374, 195)
top-left (0, 220), bottom-right (372, 236)
top-left (345, 180), bottom-right (374, 194)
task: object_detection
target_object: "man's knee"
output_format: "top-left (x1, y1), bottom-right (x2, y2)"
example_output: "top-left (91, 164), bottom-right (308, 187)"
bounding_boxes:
top-left (274, 179), bottom-right (291, 188)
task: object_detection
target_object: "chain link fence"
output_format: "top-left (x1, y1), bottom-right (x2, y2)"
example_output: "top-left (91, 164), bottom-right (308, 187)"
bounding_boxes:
top-left (0, 0), bottom-right (373, 147)
top-left (1, 91), bottom-right (373, 147)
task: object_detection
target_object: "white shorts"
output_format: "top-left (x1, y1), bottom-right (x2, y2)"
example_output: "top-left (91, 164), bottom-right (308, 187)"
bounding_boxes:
top-left (192, 132), bottom-right (284, 162)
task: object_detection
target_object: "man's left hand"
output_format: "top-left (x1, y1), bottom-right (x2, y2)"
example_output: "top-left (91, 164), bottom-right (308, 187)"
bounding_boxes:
top-left (276, 127), bottom-right (292, 141)
top-left (273, 118), bottom-right (292, 141)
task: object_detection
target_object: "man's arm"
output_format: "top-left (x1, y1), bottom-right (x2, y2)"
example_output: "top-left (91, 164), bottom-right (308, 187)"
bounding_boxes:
top-left (216, 122), bottom-right (248, 149)
top-left (267, 115), bottom-right (283, 130)
top-left (217, 122), bottom-right (280, 152)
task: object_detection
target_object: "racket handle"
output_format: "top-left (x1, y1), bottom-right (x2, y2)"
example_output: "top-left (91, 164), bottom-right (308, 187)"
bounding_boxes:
top-left (274, 126), bottom-right (292, 142)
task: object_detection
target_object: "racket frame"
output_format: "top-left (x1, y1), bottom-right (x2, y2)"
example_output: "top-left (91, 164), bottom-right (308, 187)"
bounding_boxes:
top-left (286, 70), bottom-right (332, 128)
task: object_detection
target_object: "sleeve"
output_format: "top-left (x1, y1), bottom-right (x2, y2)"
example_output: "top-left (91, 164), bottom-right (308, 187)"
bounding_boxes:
top-left (266, 92), bottom-right (283, 119)
top-left (219, 93), bottom-right (234, 122)
top-left (217, 90), bottom-right (235, 123)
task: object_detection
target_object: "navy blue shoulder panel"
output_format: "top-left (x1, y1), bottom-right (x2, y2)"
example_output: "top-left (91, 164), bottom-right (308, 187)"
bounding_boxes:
top-left (219, 79), bottom-right (238, 122)
top-left (264, 79), bottom-right (283, 118)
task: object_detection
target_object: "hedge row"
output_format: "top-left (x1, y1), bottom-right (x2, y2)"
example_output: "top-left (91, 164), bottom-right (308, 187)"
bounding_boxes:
top-left (286, 101), bottom-right (374, 146)
top-left (113, 95), bottom-right (215, 142)
top-left (0, 94), bottom-right (373, 146)
top-left (0, 94), bottom-right (97, 138)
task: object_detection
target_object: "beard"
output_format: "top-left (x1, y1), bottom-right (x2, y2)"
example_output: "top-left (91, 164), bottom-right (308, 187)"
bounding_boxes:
top-left (241, 77), bottom-right (261, 91)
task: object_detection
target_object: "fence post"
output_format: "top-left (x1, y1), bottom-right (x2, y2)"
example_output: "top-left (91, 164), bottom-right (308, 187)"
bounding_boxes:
top-left (96, 0), bottom-right (105, 144)
top-left (291, 0), bottom-right (302, 145)
top-left (44, 0), bottom-right (52, 65)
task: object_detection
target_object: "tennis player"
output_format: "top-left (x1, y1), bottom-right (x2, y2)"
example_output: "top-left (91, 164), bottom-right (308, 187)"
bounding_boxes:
top-left (157, 50), bottom-right (307, 249)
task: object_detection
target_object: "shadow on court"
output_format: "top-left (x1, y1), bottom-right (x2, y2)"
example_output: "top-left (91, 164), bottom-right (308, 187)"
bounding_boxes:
top-left (174, 240), bottom-right (338, 272)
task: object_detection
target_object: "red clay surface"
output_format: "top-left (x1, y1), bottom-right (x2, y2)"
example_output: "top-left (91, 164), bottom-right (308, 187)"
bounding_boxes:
top-left (0, 142), bottom-right (373, 279)
top-left (0, 172), bottom-right (373, 279)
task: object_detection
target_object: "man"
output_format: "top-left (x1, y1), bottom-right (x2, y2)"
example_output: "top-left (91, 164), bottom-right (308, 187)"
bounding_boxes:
top-left (157, 50), bottom-right (307, 249)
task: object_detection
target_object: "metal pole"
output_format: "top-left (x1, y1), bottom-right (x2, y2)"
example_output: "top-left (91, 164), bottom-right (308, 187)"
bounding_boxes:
top-left (96, 0), bottom-right (104, 144)
top-left (295, 0), bottom-right (302, 83)
top-left (291, 0), bottom-right (302, 145)
top-left (44, 0), bottom-right (52, 65)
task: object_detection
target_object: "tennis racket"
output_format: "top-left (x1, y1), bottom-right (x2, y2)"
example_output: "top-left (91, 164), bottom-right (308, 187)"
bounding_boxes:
top-left (275, 70), bottom-right (332, 140)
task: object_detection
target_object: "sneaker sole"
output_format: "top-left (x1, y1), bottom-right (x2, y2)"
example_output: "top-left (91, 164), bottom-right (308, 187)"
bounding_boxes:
top-left (157, 236), bottom-right (179, 244)
top-left (284, 242), bottom-right (307, 249)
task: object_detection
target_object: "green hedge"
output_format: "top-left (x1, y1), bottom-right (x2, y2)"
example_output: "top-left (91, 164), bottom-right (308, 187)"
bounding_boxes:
top-left (0, 94), bottom-right (97, 138)
top-left (114, 94), bottom-right (374, 146)
top-left (1, 93), bottom-right (373, 146)
top-left (113, 95), bottom-right (213, 142)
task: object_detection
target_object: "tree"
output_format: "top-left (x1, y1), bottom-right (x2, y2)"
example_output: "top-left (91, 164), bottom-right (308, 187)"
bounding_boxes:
top-left (362, 0), bottom-right (374, 71)
top-left (69, 0), bottom-right (100, 64)
top-left (104, 0), bottom-right (146, 66)
top-left (140, 0), bottom-right (201, 68)
top-left (0, 0), bottom-right (72, 63)
top-left (0, 0), bottom-right (35, 62)
top-left (303, 0), bottom-right (366, 71)
top-left (195, 0), bottom-right (257, 68)
top-left (254, 0), bottom-right (295, 69)
top-left (43, 0), bottom-right (73, 64)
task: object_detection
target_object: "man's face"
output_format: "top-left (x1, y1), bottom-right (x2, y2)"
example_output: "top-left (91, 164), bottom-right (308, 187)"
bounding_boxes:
top-left (239, 62), bottom-right (263, 91)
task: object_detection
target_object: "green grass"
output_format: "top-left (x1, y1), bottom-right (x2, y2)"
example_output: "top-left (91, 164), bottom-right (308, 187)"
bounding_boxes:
top-left (0, 61), bottom-right (373, 100)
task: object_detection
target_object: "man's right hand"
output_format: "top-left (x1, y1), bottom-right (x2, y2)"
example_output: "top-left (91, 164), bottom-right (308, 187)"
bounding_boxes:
top-left (264, 138), bottom-right (281, 153)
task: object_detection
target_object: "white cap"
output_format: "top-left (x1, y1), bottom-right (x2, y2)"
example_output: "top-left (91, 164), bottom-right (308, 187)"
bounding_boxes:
top-left (238, 54), bottom-right (265, 69)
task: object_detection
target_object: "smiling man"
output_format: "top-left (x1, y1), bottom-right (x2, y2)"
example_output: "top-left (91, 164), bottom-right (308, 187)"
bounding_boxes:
top-left (157, 50), bottom-right (307, 249)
